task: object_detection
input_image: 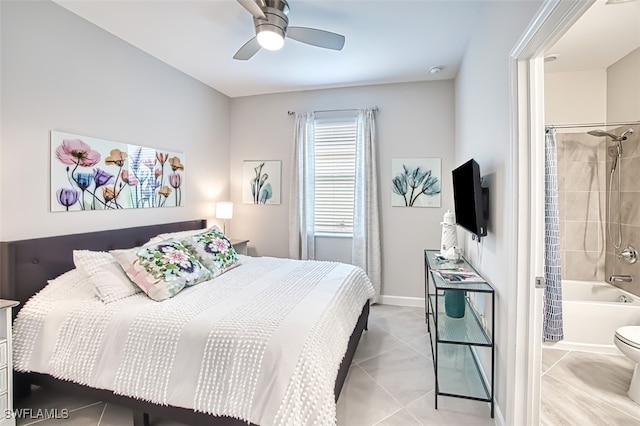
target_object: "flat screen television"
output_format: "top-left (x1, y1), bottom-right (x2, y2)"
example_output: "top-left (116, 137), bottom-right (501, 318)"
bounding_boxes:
top-left (452, 159), bottom-right (489, 240)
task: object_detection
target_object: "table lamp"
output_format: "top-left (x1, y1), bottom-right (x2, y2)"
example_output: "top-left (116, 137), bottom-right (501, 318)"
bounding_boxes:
top-left (215, 201), bottom-right (233, 235)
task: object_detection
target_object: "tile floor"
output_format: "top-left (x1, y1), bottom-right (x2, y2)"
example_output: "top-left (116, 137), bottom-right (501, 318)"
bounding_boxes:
top-left (14, 304), bottom-right (494, 426)
top-left (541, 348), bottom-right (640, 425)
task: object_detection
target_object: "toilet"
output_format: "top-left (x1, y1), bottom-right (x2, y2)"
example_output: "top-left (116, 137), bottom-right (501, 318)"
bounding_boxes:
top-left (614, 326), bottom-right (640, 403)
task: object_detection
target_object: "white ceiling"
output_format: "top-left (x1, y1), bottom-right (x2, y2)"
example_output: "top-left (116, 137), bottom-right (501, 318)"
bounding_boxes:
top-left (53, 0), bottom-right (640, 98)
top-left (53, 0), bottom-right (485, 98)
top-left (544, 0), bottom-right (640, 73)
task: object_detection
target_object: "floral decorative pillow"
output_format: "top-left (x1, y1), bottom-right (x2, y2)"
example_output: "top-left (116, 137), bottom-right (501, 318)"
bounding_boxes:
top-left (181, 227), bottom-right (239, 278)
top-left (110, 240), bottom-right (212, 301)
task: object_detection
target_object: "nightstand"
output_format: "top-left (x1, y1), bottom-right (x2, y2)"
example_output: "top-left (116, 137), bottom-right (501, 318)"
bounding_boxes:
top-left (229, 239), bottom-right (249, 255)
top-left (0, 300), bottom-right (19, 426)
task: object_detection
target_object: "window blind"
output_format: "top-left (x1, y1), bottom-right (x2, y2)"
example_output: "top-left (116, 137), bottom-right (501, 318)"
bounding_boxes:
top-left (314, 117), bottom-right (357, 234)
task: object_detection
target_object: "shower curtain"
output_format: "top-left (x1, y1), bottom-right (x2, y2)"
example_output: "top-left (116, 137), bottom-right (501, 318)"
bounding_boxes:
top-left (543, 128), bottom-right (563, 341)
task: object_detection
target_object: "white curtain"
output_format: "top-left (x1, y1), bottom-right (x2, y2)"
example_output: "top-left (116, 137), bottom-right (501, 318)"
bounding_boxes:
top-left (289, 112), bottom-right (316, 260)
top-left (353, 109), bottom-right (381, 297)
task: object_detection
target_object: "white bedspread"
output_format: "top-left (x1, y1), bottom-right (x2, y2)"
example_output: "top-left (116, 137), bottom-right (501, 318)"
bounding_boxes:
top-left (13, 255), bottom-right (375, 426)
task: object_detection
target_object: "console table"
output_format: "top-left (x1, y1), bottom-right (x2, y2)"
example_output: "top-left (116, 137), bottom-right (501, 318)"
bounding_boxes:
top-left (424, 249), bottom-right (494, 418)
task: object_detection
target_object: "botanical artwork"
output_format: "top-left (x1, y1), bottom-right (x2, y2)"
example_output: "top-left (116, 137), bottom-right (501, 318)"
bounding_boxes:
top-left (51, 130), bottom-right (185, 212)
top-left (242, 160), bottom-right (281, 204)
top-left (391, 158), bottom-right (441, 207)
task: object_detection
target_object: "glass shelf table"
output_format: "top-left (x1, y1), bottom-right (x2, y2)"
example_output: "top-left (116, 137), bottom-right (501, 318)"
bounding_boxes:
top-left (424, 249), bottom-right (495, 418)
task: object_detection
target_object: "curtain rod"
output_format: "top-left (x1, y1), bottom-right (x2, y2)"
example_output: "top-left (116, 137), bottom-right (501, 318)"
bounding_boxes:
top-left (287, 106), bottom-right (379, 116)
top-left (546, 121), bottom-right (640, 129)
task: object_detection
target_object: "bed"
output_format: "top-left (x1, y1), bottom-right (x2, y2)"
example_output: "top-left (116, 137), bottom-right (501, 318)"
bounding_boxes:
top-left (0, 220), bottom-right (373, 426)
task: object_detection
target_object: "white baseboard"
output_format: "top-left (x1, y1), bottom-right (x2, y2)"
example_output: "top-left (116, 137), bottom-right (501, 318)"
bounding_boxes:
top-left (378, 295), bottom-right (425, 307)
top-left (494, 402), bottom-right (505, 426)
top-left (543, 340), bottom-right (622, 356)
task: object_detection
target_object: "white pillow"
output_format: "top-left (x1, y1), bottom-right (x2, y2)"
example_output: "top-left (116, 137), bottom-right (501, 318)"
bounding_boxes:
top-left (44, 268), bottom-right (97, 300)
top-left (145, 227), bottom-right (209, 245)
top-left (73, 250), bottom-right (141, 303)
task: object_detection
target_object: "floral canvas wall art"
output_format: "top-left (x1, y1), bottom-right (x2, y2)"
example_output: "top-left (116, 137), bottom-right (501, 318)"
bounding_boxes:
top-left (391, 158), bottom-right (441, 207)
top-left (242, 160), bottom-right (281, 204)
top-left (51, 130), bottom-right (185, 212)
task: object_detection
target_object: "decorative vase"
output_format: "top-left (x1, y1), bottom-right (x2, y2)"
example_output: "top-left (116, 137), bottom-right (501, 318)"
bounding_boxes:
top-left (444, 290), bottom-right (466, 318)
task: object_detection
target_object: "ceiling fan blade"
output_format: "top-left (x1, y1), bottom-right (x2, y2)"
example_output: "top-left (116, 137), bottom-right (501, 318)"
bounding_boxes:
top-left (233, 37), bottom-right (261, 60)
top-left (286, 27), bottom-right (345, 51)
top-left (236, 0), bottom-right (266, 20)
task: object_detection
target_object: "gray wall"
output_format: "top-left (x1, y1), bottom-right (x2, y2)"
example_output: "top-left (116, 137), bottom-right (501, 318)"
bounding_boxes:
top-left (229, 81), bottom-right (456, 302)
top-left (544, 70), bottom-right (607, 125)
top-left (607, 47), bottom-right (640, 123)
top-left (0, 1), bottom-right (231, 241)
top-left (455, 0), bottom-right (543, 422)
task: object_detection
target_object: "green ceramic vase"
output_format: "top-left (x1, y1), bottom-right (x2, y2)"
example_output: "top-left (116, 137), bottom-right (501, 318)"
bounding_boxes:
top-left (444, 290), bottom-right (466, 318)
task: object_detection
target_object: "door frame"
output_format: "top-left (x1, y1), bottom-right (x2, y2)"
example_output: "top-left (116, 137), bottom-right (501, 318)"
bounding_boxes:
top-left (508, 1), bottom-right (594, 424)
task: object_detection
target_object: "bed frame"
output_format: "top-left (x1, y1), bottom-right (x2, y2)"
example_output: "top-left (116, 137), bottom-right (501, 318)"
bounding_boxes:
top-left (0, 219), bottom-right (369, 426)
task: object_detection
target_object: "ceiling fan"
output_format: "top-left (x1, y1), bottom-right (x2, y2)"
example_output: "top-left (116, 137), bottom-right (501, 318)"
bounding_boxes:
top-left (234, 0), bottom-right (346, 60)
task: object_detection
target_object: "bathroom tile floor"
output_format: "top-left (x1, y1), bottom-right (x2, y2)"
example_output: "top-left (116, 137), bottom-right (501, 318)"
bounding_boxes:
top-left (541, 348), bottom-right (640, 425)
top-left (14, 305), bottom-right (494, 426)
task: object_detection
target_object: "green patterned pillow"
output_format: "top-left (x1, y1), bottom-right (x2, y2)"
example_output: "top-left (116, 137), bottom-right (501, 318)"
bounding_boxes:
top-left (181, 227), bottom-right (239, 278)
top-left (111, 240), bottom-right (212, 301)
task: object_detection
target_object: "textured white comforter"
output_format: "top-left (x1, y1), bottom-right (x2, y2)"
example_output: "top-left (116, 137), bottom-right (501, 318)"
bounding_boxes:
top-left (13, 255), bottom-right (375, 426)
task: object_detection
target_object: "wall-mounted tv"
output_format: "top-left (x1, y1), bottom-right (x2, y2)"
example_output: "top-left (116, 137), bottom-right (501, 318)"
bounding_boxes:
top-left (451, 159), bottom-right (489, 240)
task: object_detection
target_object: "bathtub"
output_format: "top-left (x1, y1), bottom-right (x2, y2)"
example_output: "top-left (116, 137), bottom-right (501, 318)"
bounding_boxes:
top-left (543, 280), bottom-right (640, 355)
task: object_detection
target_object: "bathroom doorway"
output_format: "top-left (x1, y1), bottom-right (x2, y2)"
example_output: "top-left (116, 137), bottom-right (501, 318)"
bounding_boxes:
top-left (540, 1), bottom-right (640, 423)
top-left (512, 0), bottom-right (640, 424)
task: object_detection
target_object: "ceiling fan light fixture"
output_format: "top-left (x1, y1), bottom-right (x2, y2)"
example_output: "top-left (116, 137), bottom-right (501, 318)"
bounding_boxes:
top-left (256, 26), bottom-right (285, 51)
top-left (234, 0), bottom-right (345, 60)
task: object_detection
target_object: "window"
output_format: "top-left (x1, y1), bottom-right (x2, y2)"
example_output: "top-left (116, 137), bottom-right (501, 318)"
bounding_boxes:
top-left (314, 116), bottom-right (357, 234)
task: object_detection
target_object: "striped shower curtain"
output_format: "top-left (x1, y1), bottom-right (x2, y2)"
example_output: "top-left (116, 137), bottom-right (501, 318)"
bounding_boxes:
top-left (543, 128), bottom-right (563, 341)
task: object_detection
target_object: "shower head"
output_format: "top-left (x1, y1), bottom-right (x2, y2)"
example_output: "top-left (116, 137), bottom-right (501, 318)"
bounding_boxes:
top-left (621, 128), bottom-right (634, 140)
top-left (588, 128), bottom-right (634, 141)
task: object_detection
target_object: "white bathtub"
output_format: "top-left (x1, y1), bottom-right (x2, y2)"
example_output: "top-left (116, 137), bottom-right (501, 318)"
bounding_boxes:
top-left (543, 280), bottom-right (640, 355)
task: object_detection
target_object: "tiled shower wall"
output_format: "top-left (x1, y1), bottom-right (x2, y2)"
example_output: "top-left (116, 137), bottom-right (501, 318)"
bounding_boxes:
top-left (605, 124), bottom-right (640, 295)
top-left (556, 131), bottom-right (606, 281)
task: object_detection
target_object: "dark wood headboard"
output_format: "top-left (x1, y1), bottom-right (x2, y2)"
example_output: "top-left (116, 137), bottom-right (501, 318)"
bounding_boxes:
top-left (0, 219), bottom-right (206, 313)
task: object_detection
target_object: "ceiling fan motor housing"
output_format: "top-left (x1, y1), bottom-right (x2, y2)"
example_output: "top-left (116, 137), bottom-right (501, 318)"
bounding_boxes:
top-left (253, 0), bottom-right (290, 40)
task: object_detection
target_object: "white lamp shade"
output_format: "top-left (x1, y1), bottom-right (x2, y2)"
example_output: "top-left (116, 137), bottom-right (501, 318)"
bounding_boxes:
top-left (216, 201), bottom-right (233, 220)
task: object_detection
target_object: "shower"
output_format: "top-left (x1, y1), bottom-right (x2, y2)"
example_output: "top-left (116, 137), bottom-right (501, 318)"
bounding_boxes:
top-left (587, 129), bottom-right (633, 140)
top-left (588, 128), bottom-right (634, 249)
